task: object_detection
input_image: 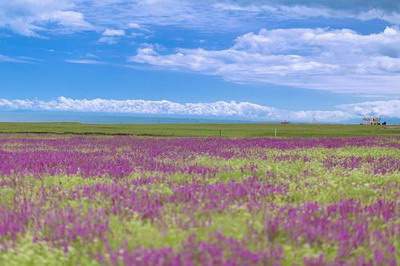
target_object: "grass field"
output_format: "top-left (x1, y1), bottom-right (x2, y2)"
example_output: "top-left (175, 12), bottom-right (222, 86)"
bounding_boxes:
top-left (0, 122), bottom-right (399, 137)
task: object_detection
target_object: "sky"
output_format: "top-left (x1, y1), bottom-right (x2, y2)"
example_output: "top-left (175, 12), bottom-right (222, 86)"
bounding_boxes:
top-left (1, 0), bottom-right (400, 123)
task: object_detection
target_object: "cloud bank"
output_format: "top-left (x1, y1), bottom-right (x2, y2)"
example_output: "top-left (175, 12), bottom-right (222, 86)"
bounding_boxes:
top-left (214, 1), bottom-right (400, 24)
top-left (131, 27), bottom-right (400, 95)
top-left (2, 1), bottom-right (400, 36)
top-left (0, 97), bottom-right (399, 123)
top-left (78, 0), bottom-right (400, 31)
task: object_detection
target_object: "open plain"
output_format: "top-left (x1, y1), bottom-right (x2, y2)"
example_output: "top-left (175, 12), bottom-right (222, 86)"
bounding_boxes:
top-left (0, 129), bottom-right (399, 265)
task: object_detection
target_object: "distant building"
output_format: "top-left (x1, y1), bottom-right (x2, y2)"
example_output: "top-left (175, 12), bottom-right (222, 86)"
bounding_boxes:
top-left (281, 120), bottom-right (290, 125)
top-left (362, 116), bottom-right (381, 125)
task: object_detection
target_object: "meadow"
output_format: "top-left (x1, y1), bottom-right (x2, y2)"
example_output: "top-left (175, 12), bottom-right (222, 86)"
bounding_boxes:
top-left (0, 134), bottom-right (399, 265)
top-left (0, 122), bottom-right (400, 137)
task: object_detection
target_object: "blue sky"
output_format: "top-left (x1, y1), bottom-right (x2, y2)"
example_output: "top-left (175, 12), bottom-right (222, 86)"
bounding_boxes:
top-left (1, 0), bottom-right (400, 122)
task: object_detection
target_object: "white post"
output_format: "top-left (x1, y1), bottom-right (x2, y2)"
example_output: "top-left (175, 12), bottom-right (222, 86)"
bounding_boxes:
top-left (274, 128), bottom-right (277, 137)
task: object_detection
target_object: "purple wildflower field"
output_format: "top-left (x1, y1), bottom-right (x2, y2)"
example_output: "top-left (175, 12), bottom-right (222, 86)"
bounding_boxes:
top-left (0, 135), bottom-right (399, 265)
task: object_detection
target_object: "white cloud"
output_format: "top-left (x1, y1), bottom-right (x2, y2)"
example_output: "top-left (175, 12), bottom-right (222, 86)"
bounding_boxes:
top-left (2, 1), bottom-right (400, 37)
top-left (78, 1), bottom-right (400, 32)
top-left (130, 27), bottom-right (400, 95)
top-left (78, 0), bottom-right (214, 30)
top-left (65, 59), bottom-right (104, 65)
top-left (0, 96), bottom-right (399, 122)
top-left (98, 36), bottom-right (119, 44)
top-left (128, 22), bottom-right (141, 29)
top-left (0, 97), bottom-right (279, 119)
top-left (338, 100), bottom-right (400, 117)
top-left (98, 28), bottom-right (126, 44)
top-left (0, 54), bottom-right (23, 63)
top-left (213, 1), bottom-right (400, 25)
top-left (0, 54), bottom-right (34, 63)
top-left (0, 0), bottom-right (92, 36)
top-left (102, 28), bottom-right (125, 36)
top-left (74, 1), bottom-right (400, 34)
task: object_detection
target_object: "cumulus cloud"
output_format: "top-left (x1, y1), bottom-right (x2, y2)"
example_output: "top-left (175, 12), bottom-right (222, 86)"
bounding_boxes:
top-left (0, 97), bottom-right (279, 119)
top-left (98, 28), bottom-right (126, 44)
top-left (338, 100), bottom-right (400, 117)
top-left (0, 0), bottom-right (92, 36)
top-left (0, 96), bottom-right (399, 122)
top-left (130, 27), bottom-right (400, 94)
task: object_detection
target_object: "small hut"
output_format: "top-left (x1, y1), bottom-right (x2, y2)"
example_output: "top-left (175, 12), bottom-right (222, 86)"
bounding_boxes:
top-left (362, 116), bottom-right (381, 125)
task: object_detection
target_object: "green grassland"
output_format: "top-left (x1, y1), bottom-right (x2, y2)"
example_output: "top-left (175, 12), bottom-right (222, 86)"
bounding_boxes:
top-left (0, 122), bottom-right (399, 137)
